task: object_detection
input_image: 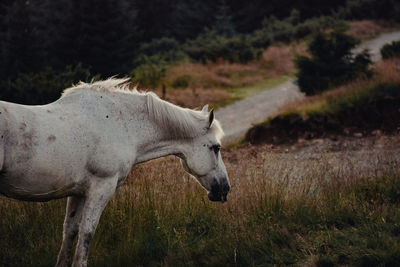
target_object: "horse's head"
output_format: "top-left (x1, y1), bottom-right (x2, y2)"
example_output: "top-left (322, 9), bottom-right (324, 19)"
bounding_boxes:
top-left (179, 106), bottom-right (230, 202)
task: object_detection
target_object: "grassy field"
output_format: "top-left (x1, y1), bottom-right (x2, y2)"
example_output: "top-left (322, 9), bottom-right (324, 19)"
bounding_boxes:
top-left (149, 42), bottom-right (305, 109)
top-left (1, 144), bottom-right (400, 266)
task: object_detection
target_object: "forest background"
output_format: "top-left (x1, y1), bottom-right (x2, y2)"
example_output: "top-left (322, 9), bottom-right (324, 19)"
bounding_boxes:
top-left (1, 0), bottom-right (400, 104)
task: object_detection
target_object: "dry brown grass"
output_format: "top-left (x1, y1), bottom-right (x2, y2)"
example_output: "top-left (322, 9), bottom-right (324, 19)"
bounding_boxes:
top-left (347, 20), bottom-right (400, 40)
top-left (163, 61), bottom-right (264, 90)
top-left (122, 134), bottom-right (400, 225)
top-left (163, 43), bottom-right (307, 91)
top-left (260, 42), bottom-right (308, 76)
top-left (154, 43), bottom-right (307, 108)
top-left (277, 59), bottom-right (400, 115)
top-left (134, 42), bottom-right (308, 110)
top-left (346, 20), bottom-right (384, 40)
top-left (151, 86), bottom-right (232, 109)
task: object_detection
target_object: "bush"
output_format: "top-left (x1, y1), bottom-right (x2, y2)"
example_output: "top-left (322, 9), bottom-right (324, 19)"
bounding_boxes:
top-left (381, 40), bottom-right (400, 59)
top-left (0, 64), bottom-right (92, 105)
top-left (183, 29), bottom-right (261, 64)
top-left (131, 55), bottom-right (167, 88)
top-left (251, 12), bottom-right (340, 48)
top-left (136, 38), bottom-right (188, 64)
top-left (131, 38), bottom-right (188, 88)
top-left (337, 0), bottom-right (400, 22)
top-left (171, 75), bottom-right (190, 89)
top-left (296, 30), bottom-right (372, 95)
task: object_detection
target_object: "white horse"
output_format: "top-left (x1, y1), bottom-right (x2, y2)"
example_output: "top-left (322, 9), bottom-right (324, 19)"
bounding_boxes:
top-left (0, 78), bottom-right (230, 267)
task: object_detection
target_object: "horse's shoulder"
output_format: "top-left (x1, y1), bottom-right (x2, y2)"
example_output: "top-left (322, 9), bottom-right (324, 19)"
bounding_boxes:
top-left (85, 143), bottom-right (133, 178)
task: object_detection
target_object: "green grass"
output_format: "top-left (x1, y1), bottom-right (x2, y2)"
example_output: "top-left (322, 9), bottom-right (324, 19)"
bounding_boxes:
top-left (1, 151), bottom-right (400, 266)
top-left (214, 75), bottom-right (293, 109)
top-left (229, 75), bottom-right (292, 100)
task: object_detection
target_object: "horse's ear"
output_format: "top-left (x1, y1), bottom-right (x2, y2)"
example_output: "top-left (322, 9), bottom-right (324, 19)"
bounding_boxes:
top-left (202, 104), bottom-right (209, 113)
top-left (208, 109), bottom-right (214, 128)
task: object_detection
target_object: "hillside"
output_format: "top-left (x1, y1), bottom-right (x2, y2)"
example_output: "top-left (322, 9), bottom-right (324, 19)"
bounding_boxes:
top-left (246, 59), bottom-right (400, 144)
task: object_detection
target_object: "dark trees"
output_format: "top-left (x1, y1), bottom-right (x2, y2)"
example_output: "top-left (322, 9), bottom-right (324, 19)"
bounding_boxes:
top-left (296, 31), bottom-right (371, 95)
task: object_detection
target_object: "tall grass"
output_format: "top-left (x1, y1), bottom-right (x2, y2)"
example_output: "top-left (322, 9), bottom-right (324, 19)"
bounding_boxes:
top-left (346, 20), bottom-right (383, 40)
top-left (1, 146), bottom-right (400, 266)
top-left (164, 43), bottom-right (305, 91)
top-left (156, 43), bottom-right (305, 109)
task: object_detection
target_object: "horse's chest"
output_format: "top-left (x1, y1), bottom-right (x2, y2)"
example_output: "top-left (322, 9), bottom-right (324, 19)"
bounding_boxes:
top-left (86, 145), bottom-right (132, 179)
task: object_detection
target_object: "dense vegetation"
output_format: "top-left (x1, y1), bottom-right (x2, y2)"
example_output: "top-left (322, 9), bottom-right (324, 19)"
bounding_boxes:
top-left (296, 30), bottom-right (372, 95)
top-left (1, 0), bottom-right (400, 104)
top-left (381, 40), bottom-right (400, 59)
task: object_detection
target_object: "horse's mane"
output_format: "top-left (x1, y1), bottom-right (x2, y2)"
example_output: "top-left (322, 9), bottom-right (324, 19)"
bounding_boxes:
top-left (61, 78), bottom-right (224, 141)
top-left (146, 91), bottom-right (224, 140)
top-left (61, 77), bottom-right (133, 97)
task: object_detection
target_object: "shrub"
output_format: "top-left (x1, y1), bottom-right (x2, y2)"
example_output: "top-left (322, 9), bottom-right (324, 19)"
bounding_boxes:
top-left (381, 40), bottom-right (400, 59)
top-left (337, 0), bottom-right (400, 22)
top-left (171, 75), bottom-right (190, 89)
top-left (254, 16), bottom-right (294, 44)
top-left (0, 64), bottom-right (92, 105)
top-left (138, 38), bottom-right (179, 56)
top-left (131, 56), bottom-right (167, 88)
top-left (131, 38), bottom-right (188, 88)
top-left (183, 29), bottom-right (261, 64)
top-left (136, 37), bottom-right (188, 64)
top-left (251, 13), bottom-right (339, 48)
top-left (296, 30), bottom-right (372, 95)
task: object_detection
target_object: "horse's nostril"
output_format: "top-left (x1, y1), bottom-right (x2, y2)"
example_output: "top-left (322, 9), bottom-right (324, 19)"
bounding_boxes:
top-left (223, 183), bottom-right (230, 193)
top-left (211, 183), bottom-right (220, 194)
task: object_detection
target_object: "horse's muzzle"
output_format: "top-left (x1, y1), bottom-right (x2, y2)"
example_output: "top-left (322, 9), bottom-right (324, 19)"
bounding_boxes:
top-left (208, 180), bottom-right (230, 202)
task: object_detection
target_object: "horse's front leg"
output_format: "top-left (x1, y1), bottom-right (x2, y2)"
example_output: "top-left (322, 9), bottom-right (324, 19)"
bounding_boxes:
top-left (56, 196), bottom-right (85, 267)
top-left (72, 177), bottom-right (118, 267)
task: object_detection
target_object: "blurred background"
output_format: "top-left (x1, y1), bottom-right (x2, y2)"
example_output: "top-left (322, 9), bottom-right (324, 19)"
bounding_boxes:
top-left (0, 0), bottom-right (399, 106)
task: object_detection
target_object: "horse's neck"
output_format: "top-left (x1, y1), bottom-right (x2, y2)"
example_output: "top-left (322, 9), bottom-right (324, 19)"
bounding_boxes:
top-left (135, 138), bottom-right (184, 164)
top-left (131, 96), bottom-right (185, 164)
top-left (134, 123), bottom-right (185, 164)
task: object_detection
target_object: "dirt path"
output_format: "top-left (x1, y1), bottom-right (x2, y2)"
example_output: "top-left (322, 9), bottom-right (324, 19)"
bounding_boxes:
top-left (217, 31), bottom-right (400, 143)
top-left (216, 80), bottom-right (303, 142)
